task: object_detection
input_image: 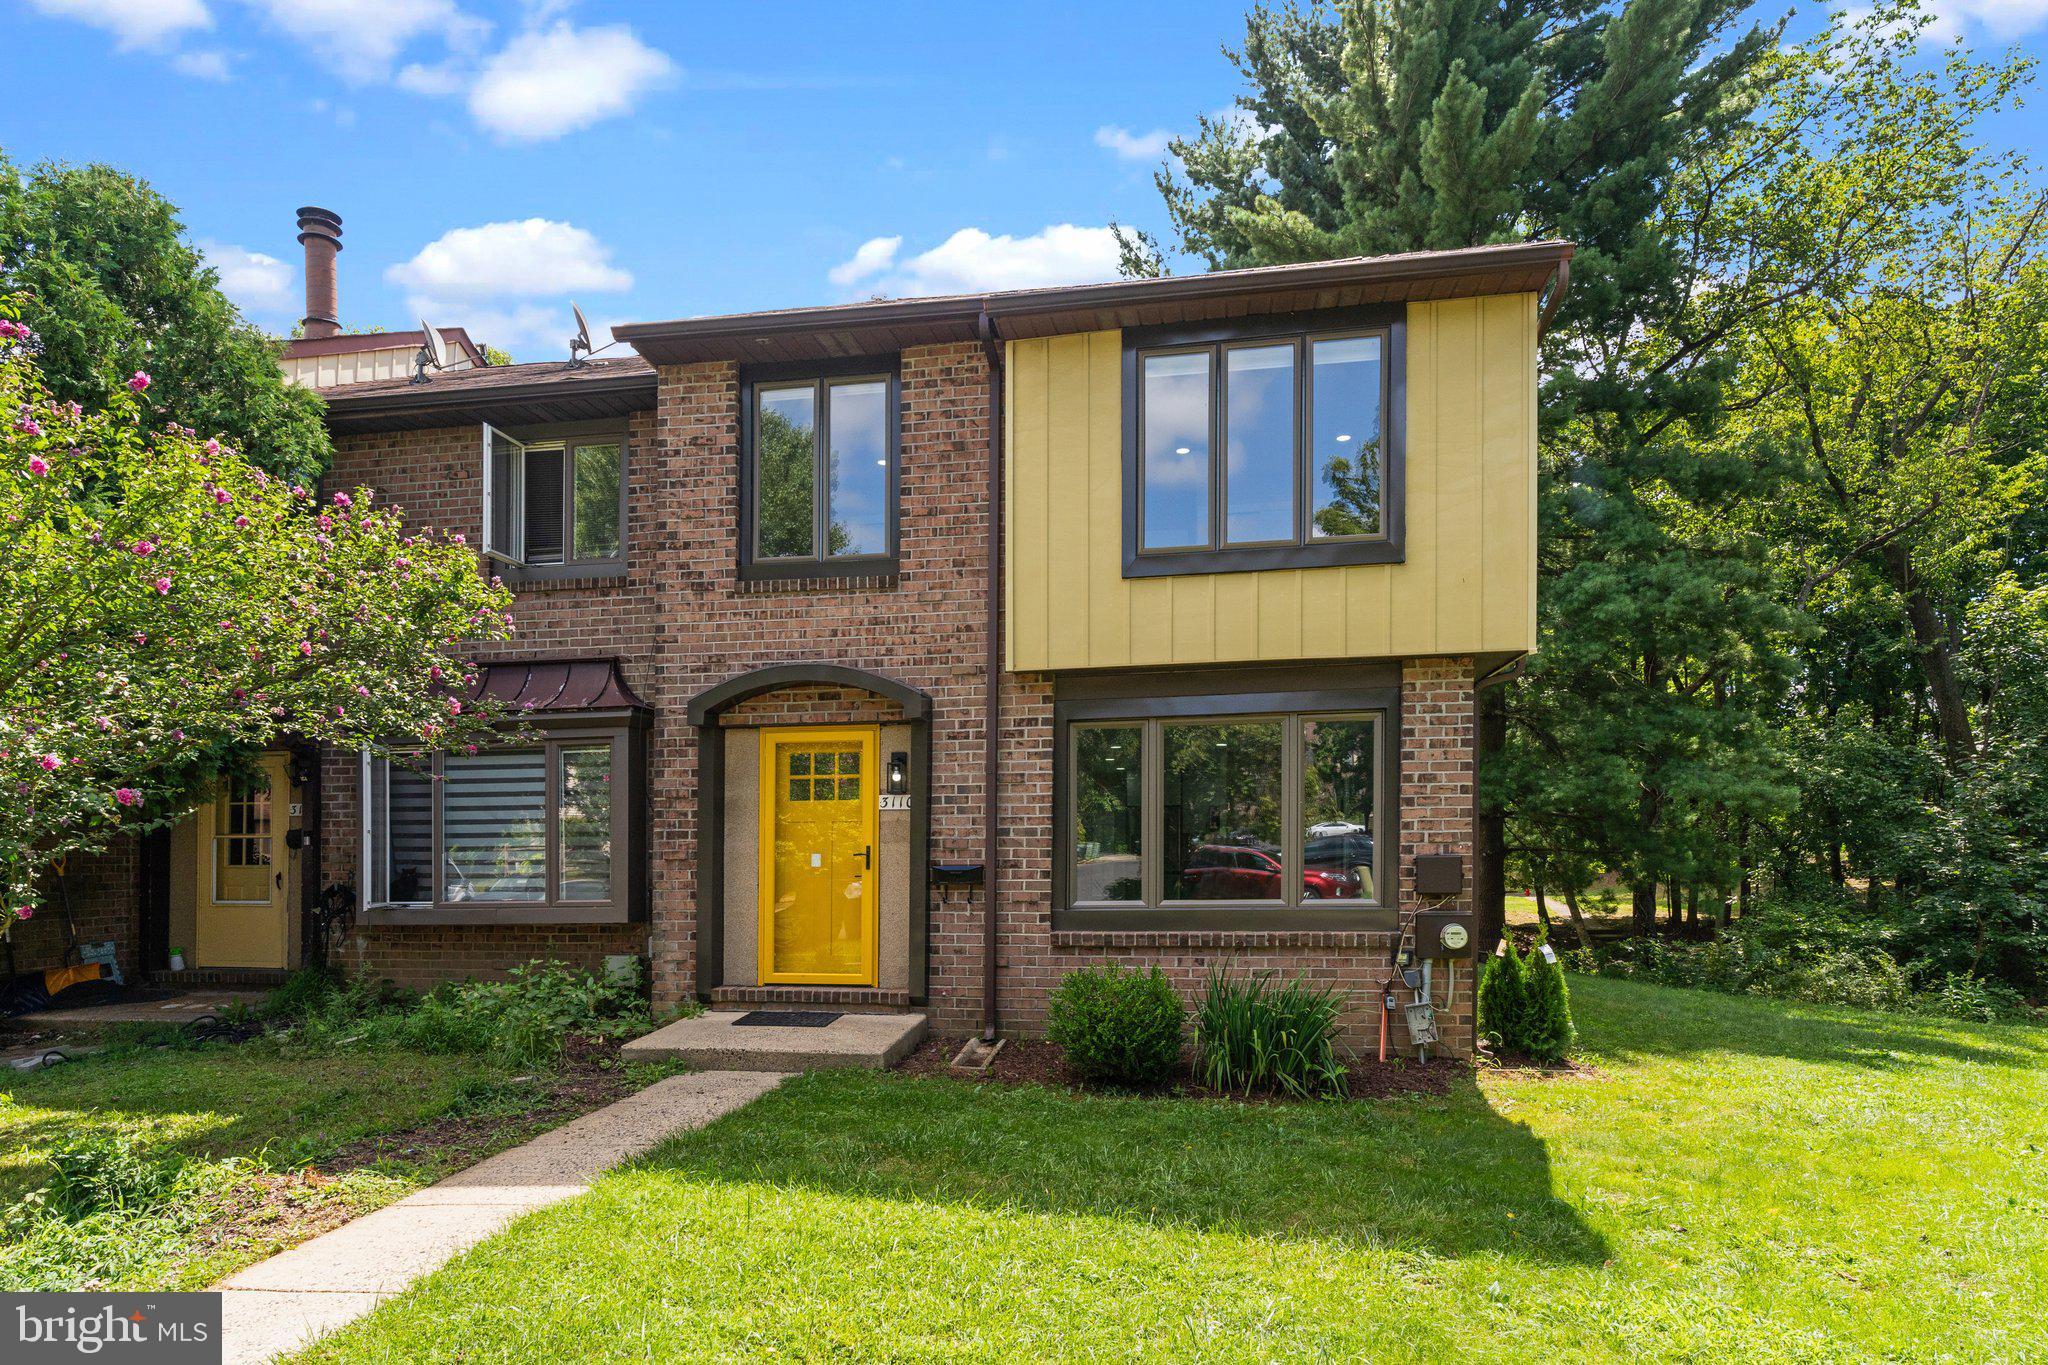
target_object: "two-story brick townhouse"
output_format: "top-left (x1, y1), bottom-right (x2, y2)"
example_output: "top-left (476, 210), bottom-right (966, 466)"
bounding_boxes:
top-left (51, 240), bottom-right (1555, 1058)
top-left (285, 239), bottom-right (1571, 1059)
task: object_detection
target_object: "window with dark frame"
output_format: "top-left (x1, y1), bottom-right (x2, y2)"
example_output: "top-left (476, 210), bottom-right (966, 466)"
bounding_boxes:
top-left (742, 365), bottom-right (898, 577)
top-left (1126, 310), bottom-right (1401, 577)
top-left (482, 425), bottom-right (625, 572)
top-left (362, 730), bottom-right (631, 918)
top-left (1066, 709), bottom-right (1384, 919)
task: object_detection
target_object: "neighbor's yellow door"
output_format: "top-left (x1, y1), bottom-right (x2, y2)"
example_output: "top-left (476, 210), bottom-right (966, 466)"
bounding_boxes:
top-left (194, 754), bottom-right (291, 968)
top-left (759, 726), bottom-right (878, 985)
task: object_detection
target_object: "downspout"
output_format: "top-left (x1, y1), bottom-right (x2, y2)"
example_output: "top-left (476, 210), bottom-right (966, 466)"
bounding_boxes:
top-left (977, 308), bottom-right (1005, 1042)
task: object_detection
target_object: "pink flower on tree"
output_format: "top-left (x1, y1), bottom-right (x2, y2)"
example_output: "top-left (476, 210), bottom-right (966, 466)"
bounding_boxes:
top-left (132, 540), bottom-right (155, 556)
top-left (12, 907), bottom-right (31, 922)
top-left (448, 699), bottom-right (463, 716)
top-left (115, 787), bottom-right (140, 807)
top-left (234, 515), bottom-right (250, 528)
top-left (15, 418), bottom-right (41, 437)
top-left (38, 754), bottom-right (60, 771)
top-left (27, 455), bottom-right (48, 476)
top-left (204, 439), bottom-right (220, 457)
top-left (213, 488), bottom-right (231, 505)
top-left (298, 640), bottom-right (314, 656)
top-left (333, 492), bottom-right (353, 508)
top-left (154, 577), bottom-right (172, 594)
top-left (128, 371), bottom-right (151, 392)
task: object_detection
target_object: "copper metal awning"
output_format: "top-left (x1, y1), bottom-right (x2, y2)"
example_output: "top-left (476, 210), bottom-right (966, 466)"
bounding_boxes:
top-left (469, 658), bottom-right (650, 715)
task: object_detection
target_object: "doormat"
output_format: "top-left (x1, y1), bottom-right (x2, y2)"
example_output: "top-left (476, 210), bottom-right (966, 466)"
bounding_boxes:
top-left (732, 1010), bottom-right (842, 1028)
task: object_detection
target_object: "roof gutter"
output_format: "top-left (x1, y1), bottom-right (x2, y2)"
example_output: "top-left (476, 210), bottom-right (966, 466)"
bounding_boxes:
top-left (977, 307), bottom-right (1005, 1043)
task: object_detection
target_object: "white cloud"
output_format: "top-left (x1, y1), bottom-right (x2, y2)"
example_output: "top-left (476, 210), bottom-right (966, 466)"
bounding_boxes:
top-left (394, 61), bottom-right (468, 97)
top-left (828, 237), bottom-right (903, 289)
top-left (241, 0), bottom-right (490, 83)
top-left (25, 0), bottom-right (211, 51)
top-left (467, 22), bottom-right (675, 140)
top-left (1927, 0), bottom-right (2048, 36)
top-left (829, 225), bottom-right (1123, 298)
top-left (387, 219), bottom-right (633, 299)
top-left (171, 48), bottom-right (231, 80)
top-left (199, 240), bottom-right (291, 314)
top-left (1095, 125), bottom-right (1173, 162)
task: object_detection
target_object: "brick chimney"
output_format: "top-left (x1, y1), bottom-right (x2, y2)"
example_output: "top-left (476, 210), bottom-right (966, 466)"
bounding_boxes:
top-left (295, 206), bottom-right (343, 339)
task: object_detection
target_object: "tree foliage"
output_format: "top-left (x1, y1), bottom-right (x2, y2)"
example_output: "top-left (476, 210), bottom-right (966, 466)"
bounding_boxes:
top-left (0, 154), bottom-right (330, 483)
top-left (0, 304), bottom-right (515, 924)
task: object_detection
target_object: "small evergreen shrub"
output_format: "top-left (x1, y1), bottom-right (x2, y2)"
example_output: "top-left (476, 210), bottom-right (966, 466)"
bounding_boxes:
top-left (1194, 966), bottom-right (1347, 1098)
top-left (1478, 936), bottom-right (1529, 1052)
top-left (1045, 964), bottom-right (1186, 1087)
top-left (1520, 935), bottom-right (1577, 1062)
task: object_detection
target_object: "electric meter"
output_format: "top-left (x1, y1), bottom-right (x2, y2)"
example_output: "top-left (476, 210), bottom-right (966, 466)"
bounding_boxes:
top-left (1439, 922), bottom-right (1470, 953)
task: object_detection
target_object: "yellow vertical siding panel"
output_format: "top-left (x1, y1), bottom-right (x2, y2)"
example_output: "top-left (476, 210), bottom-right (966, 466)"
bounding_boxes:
top-left (1388, 304), bottom-right (1439, 655)
top-left (1434, 299), bottom-right (1485, 650)
top-left (1299, 565), bottom-right (1349, 654)
top-left (1344, 560), bottom-right (1395, 657)
top-left (1130, 576), bottom-right (1174, 665)
top-left (1044, 337), bottom-right (1095, 669)
top-left (1172, 575), bottom-right (1219, 663)
top-left (1085, 331), bottom-right (1130, 667)
top-left (1479, 295), bottom-right (1535, 650)
top-left (1256, 571), bottom-right (1303, 658)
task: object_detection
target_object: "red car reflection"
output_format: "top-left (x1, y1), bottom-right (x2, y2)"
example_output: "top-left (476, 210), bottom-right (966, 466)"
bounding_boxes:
top-left (1179, 845), bottom-right (1358, 899)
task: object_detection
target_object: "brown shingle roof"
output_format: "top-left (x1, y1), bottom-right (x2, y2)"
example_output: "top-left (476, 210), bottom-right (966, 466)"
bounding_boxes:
top-left (320, 356), bottom-right (656, 435)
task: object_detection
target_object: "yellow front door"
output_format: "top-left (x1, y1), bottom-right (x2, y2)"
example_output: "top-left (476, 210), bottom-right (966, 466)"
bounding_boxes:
top-left (194, 755), bottom-right (291, 969)
top-left (759, 726), bottom-right (878, 985)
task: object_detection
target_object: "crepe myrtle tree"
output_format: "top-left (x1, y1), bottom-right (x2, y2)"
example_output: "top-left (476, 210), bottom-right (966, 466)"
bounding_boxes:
top-left (0, 304), bottom-right (517, 927)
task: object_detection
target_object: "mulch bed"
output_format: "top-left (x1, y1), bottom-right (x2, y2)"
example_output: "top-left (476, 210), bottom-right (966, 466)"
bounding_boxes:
top-left (896, 1035), bottom-right (1464, 1102)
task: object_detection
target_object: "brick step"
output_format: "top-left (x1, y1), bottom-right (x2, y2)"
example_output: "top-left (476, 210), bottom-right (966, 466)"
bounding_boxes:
top-left (709, 985), bottom-right (914, 1013)
top-left (150, 967), bottom-right (294, 989)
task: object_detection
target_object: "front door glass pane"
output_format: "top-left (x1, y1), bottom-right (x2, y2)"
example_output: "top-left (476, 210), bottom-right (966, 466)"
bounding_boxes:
top-left (1073, 725), bottom-right (1143, 903)
top-left (1163, 720), bottom-right (1283, 901)
top-left (213, 774), bottom-right (272, 903)
top-left (1225, 344), bottom-right (1295, 544)
top-left (1301, 716), bottom-right (1376, 902)
top-left (768, 738), bottom-right (870, 980)
top-left (756, 385), bottom-right (817, 558)
top-left (827, 380), bottom-right (889, 557)
top-left (1141, 351), bottom-right (1211, 550)
top-left (442, 750), bottom-right (546, 902)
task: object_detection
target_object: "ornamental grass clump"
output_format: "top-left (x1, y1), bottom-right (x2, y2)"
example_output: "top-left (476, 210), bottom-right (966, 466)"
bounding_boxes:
top-left (1194, 966), bottom-right (1347, 1099)
top-left (1045, 964), bottom-right (1186, 1088)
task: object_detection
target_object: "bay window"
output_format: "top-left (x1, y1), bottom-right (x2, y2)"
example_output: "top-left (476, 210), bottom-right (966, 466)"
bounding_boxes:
top-left (362, 726), bottom-right (641, 924)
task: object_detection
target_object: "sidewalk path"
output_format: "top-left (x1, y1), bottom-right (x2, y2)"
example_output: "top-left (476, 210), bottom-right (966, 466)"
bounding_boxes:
top-left (216, 1070), bottom-right (786, 1363)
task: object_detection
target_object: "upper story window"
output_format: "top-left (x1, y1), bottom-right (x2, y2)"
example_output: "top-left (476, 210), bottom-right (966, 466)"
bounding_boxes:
top-left (1124, 309), bottom-right (1404, 577)
top-left (482, 425), bottom-right (626, 577)
top-left (741, 360), bottom-right (899, 580)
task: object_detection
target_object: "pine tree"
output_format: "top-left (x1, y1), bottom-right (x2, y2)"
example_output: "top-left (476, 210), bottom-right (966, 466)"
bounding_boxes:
top-left (1477, 938), bottom-right (1528, 1052)
top-left (1142, 0), bottom-right (1801, 943)
top-left (1520, 932), bottom-right (1577, 1061)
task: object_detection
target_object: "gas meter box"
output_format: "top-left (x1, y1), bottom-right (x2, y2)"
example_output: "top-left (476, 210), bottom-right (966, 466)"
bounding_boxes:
top-left (1414, 910), bottom-right (1475, 959)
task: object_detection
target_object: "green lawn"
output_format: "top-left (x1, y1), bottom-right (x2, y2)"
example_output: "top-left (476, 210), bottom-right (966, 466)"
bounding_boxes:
top-left (0, 1039), bottom-right (570, 1290)
top-left (301, 977), bottom-right (2048, 1363)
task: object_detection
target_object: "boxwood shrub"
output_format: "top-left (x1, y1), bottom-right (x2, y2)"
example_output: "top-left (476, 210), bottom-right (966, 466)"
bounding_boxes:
top-left (1045, 963), bottom-right (1186, 1087)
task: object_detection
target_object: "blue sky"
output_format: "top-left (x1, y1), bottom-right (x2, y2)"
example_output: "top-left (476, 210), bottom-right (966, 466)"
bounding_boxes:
top-left (4, 0), bottom-right (2044, 362)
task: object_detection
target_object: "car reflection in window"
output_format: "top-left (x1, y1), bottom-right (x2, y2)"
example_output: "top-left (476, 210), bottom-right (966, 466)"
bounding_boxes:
top-left (1178, 842), bottom-right (1363, 900)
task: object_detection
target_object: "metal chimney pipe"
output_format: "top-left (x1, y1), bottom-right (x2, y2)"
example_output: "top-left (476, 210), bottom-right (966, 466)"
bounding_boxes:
top-left (295, 206), bottom-right (343, 340)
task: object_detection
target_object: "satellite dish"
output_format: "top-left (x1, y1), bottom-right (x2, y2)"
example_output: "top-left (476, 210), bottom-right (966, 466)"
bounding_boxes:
top-left (565, 301), bottom-right (619, 366)
top-left (411, 319), bottom-right (452, 385)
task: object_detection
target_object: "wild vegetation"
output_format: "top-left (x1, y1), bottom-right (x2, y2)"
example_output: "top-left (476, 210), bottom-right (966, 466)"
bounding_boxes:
top-left (1130, 0), bottom-right (2048, 1007)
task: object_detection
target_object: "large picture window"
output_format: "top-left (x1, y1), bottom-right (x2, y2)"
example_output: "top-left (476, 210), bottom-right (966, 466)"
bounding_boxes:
top-left (742, 362), bottom-right (899, 578)
top-left (1060, 694), bottom-right (1391, 928)
top-left (362, 728), bottom-right (638, 923)
top-left (1124, 309), bottom-right (1403, 577)
top-left (482, 425), bottom-right (626, 575)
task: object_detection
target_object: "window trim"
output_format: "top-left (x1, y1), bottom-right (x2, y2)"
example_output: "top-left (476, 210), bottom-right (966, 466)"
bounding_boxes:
top-left (738, 356), bottom-right (902, 581)
top-left (1053, 681), bottom-right (1399, 932)
top-left (359, 716), bottom-right (647, 926)
top-left (1122, 305), bottom-right (1406, 578)
top-left (481, 420), bottom-right (629, 583)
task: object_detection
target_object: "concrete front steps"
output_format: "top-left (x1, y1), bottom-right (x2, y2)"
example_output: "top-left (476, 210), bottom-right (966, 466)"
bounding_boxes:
top-left (622, 1009), bottom-right (927, 1071)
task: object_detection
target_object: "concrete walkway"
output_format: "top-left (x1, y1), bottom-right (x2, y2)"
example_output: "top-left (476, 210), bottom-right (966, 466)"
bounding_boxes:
top-left (216, 1070), bottom-right (785, 1364)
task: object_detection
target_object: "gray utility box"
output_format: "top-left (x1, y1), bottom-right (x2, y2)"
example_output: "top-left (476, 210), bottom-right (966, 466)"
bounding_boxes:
top-left (1413, 910), bottom-right (1476, 960)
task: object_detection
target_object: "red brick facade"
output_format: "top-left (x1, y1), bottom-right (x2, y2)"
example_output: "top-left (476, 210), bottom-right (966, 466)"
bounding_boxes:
top-left (307, 342), bottom-right (1482, 1056)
